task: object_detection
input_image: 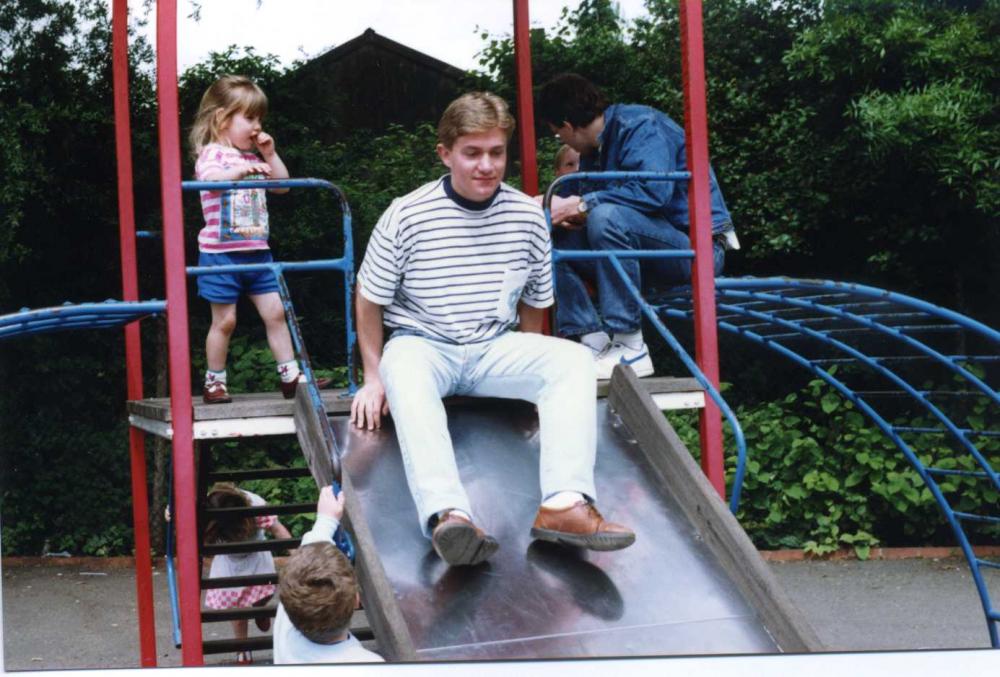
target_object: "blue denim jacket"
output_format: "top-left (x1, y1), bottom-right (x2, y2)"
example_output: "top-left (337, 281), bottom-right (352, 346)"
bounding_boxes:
top-left (580, 104), bottom-right (733, 234)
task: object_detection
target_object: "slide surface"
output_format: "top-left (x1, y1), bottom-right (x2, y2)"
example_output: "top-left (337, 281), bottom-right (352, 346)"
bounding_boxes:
top-left (331, 398), bottom-right (780, 660)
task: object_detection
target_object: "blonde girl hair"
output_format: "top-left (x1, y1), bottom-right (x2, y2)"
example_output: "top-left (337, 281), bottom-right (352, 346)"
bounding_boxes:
top-left (189, 75), bottom-right (268, 158)
top-left (437, 92), bottom-right (515, 149)
top-left (554, 144), bottom-right (577, 171)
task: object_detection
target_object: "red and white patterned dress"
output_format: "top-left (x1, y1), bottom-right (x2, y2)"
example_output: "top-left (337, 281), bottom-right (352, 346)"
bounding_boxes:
top-left (204, 490), bottom-right (277, 609)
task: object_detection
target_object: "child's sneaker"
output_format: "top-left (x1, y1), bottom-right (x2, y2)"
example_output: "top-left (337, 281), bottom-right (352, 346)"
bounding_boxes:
top-left (594, 341), bottom-right (654, 380)
top-left (202, 381), bottom-right (232, 404)
top-left (235, 651), bottom-right (252, 665)
top-left (280, 375), bottom-right (334, 400)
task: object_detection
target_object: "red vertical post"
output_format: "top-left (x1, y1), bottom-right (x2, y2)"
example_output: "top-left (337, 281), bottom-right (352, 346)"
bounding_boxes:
top-left (679, 0), bottom-right (725, 498)
top-left (513, 0), bottom-right (551, 332)
top-left (512, 0), bottom-right (538, 196)
top-left (156, 0), bottom-right (203, 664)
top-left (112, 0), bottom-right (157, 666)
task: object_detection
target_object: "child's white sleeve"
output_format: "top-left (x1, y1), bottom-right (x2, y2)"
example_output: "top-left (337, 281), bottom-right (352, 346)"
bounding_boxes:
top-left (300, 513), bottom-right (341, 546)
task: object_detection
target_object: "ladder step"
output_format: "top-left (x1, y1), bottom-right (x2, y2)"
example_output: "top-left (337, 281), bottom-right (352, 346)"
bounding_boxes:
top-left (198, 611), bottom-right (373, 652)
top-left (202, 604), bottom-right (276, 623)
top-left (201, 573), bottom-right (279, 589)
top-left (205, 502), bottom-right (315, 518)
top-left (203, 537), bottom-right (300, 556)
top-left (202, 635), bottom-right (273, 655)
top-left (208, 467), bottom-right (312, 482)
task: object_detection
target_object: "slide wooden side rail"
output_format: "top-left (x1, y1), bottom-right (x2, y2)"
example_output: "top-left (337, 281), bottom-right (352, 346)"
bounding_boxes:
top-left (607, 365), bottom-right (823, 652)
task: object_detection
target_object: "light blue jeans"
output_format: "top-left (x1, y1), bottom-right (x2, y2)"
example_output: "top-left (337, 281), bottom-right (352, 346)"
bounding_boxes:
top-left (553, 203), bottom-right (726, 337)
top-left (379, 330), bottom-right (598, 537)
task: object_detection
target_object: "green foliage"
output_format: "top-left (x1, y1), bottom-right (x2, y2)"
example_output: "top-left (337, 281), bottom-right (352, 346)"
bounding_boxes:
top-left (4, 0), bottom-right (999, 557)
top-left (668, 377), bottom-right (1000, 557)
top-left (477, 0), bottom-right (1000, 325)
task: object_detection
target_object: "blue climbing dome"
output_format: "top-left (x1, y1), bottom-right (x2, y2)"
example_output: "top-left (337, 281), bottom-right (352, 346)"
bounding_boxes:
top-left (654, 276), bottom-right (1000, 646)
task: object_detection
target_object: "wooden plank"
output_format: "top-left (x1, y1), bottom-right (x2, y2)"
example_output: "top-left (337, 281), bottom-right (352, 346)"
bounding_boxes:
top-left (205, 502), bottom-right (315, 518)
top-left (342, 470), bottom-right (417, 660)
top-left (207, 467), bottom-right (312, 482)
top-left (202, 537), bottom-right (300, 556)
top-left (201, 573), bottom-right (278, 589)
top-left (292, 382), bottom-right (336, 488)
top-left (128, 389), bottom-right (355, 423)
top-left (128, 377), bottom-right (701, 424)
top-left (597, 375), bottom-right (702, 398)
top-left (202, 636), bottom-right (273, 655)
top-left (202, 604), bottom-right (275, 623)
top-left (606, 365), bottom-right (823, 653)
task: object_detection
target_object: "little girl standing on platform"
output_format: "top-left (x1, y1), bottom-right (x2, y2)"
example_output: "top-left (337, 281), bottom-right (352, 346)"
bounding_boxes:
top-left (189, 74), bottom-right (309, 404)
top-left (204, 483), bottom-right (291, 664)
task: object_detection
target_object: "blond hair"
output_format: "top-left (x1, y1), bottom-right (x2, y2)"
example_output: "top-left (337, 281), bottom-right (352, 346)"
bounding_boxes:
top-left (437, 92), bottom-right (515, 149)
top-left (279, 542), bottom-right (358, 643)
top-left (554, 144), bottom-right (577, 171)
top-left (189, 75), bottom-right (268, 158)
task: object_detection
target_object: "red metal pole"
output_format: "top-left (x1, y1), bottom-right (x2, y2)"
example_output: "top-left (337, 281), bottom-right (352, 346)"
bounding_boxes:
top-left (512, 0), bottom-right (538, 196)
top-left (679, 0), bottom-right (725, 498)
top-left (156, 0), bottom-right (203, 664)
top-left (112, 0), bottom-right (158, 666)
top-left (513, 0), bottom-right (551, 332)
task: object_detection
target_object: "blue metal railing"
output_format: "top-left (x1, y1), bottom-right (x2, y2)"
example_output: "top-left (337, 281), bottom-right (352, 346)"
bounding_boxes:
top-left (0, 300), bottom-right (166, 341)
top-left (163, 177), bottom-right (357, 647)
top-left (653, 277), bottom-right (1000, 647)
top-left (182, 177), bottom-right (357, 397)
top-left (542, 171), bottom-right (749, 513)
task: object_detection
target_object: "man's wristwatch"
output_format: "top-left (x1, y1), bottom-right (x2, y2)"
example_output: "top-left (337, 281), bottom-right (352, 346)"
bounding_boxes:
top-left (577, 198), bottom-right (588, 214)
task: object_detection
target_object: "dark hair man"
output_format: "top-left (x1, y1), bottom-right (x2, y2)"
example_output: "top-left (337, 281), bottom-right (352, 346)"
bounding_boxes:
top-left (537, 73), bottom-right (738, 380)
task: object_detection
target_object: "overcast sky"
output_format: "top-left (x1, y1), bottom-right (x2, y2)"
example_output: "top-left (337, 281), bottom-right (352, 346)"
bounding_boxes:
top-left (119, 0), bottom-right (650, 73)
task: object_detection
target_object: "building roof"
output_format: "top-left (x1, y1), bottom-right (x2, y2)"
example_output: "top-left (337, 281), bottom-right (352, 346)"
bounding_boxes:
top-left (303, 28), bottom-right (465, 81)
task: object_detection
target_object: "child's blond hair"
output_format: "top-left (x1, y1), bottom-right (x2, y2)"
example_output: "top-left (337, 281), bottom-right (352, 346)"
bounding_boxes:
top-left (279, 542), bottom-right (358, 643)
top-left (189, 75), bottom-right (268, 158)
top-left (437, 92), bottom-right (515, 149)
top-left (554, 144), bottom-right (577, 171)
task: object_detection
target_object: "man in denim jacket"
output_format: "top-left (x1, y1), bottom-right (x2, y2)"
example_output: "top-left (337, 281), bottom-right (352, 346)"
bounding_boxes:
top-left (537, 73), bottom-right (737, 380)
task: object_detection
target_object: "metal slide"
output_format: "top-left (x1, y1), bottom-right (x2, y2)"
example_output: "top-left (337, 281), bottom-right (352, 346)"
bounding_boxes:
top-left (297, 368), bottom-right (821, 660)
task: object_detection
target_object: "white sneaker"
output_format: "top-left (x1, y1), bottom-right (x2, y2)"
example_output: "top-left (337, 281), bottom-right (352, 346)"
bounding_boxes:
top-left (595, 342), bottom-right (654, 380)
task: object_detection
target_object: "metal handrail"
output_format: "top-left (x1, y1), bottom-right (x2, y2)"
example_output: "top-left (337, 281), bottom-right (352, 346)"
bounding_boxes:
top-left (542, 171), bottom-right (749, 513)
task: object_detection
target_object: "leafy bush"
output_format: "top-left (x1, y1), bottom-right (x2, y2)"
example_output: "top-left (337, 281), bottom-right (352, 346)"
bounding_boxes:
top-left (667, 376), bottom-right (1000, 558)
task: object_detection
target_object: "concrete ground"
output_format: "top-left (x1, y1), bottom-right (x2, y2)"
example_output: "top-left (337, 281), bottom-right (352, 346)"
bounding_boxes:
top-left (2, 555), bottom-right (998, 670)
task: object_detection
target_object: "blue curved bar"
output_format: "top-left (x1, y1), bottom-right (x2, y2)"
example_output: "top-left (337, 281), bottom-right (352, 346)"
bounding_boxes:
top-left (654, 278), bottom-right (1000, 647)
top-left (0, 300), bottom-right (166, 341)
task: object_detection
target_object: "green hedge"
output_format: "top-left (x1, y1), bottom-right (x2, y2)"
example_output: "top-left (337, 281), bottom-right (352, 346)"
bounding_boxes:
top-left (667, 376), bottom-right (1000, 558)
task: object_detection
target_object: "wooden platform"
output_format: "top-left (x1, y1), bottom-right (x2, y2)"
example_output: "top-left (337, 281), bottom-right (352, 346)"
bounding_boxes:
top-left (126, 377), bottom-right (705, 440)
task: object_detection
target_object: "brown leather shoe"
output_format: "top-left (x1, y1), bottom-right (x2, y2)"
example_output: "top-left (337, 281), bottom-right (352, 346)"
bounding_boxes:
top-left (531, 502), bottom-right (635, 551)
top-left (203, 381), bottom-right (232, 404)
top-left (280, 376), bottom-right (333, 399)
top-left (431, 511), bottom-right (498, 566)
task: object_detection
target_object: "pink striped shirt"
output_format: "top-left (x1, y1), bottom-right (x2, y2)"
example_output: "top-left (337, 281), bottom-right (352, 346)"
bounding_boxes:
top-left (195, 144), bottom-right (270, 252)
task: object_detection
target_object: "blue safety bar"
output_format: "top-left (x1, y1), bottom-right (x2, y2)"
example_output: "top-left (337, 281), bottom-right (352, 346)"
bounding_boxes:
top-left (652, 276), bottom-right (1000, 647)
top-left (542, 171), bottom-right (749, 513)
top-left (0, 300), bottom-right (166, 341)
top-left (182, 178), bottom-right (357, 401)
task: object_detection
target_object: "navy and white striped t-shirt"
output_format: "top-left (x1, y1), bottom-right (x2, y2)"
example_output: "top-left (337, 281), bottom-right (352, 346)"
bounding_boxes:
top-left (357, 176), bottom-right (553, 344)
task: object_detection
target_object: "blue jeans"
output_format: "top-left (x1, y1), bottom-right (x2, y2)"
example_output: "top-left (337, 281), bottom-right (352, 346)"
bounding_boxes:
top-left (553, 203), bottom-right (725, 336)
top-left (379, 331), bottom-right (597, 536)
